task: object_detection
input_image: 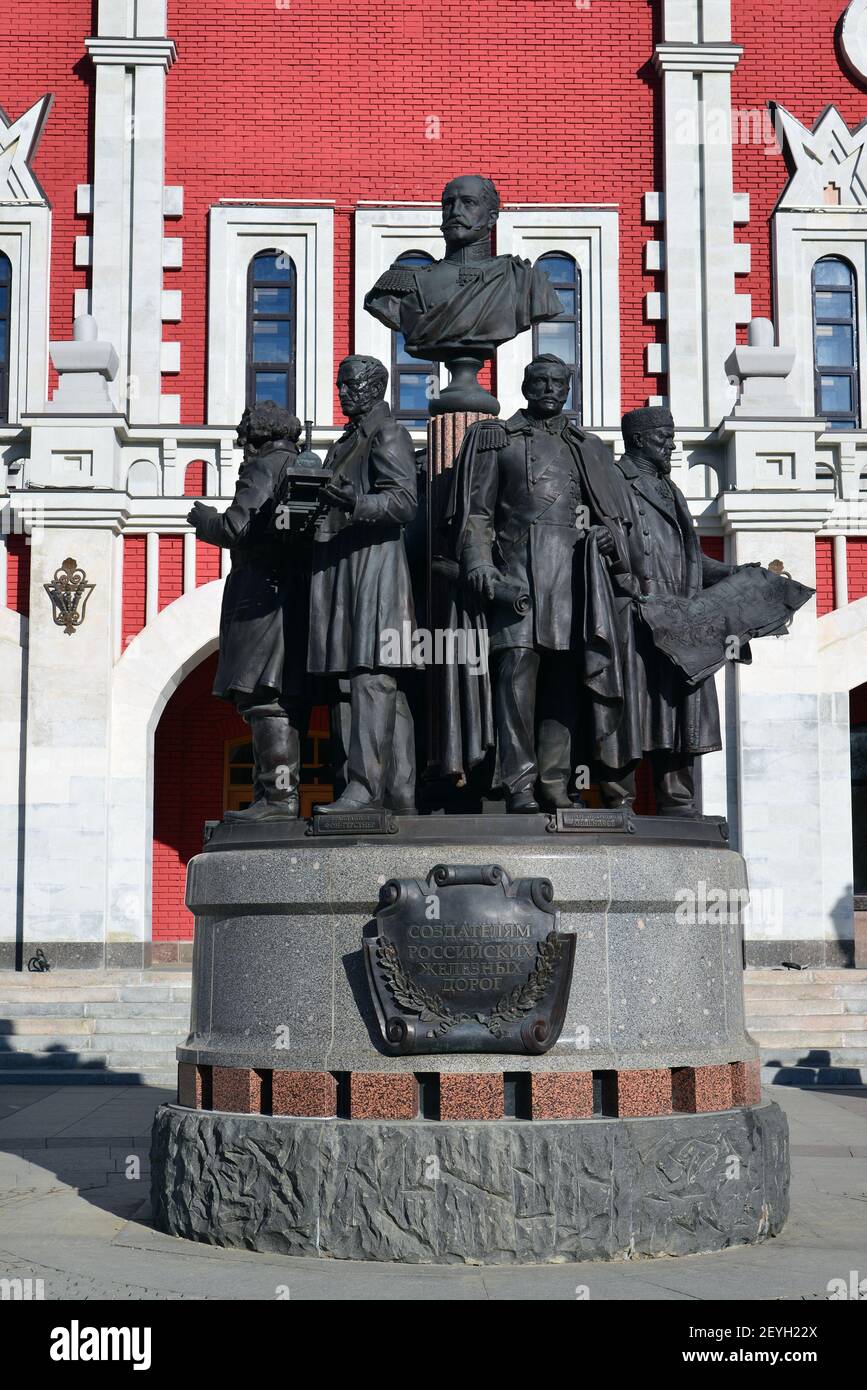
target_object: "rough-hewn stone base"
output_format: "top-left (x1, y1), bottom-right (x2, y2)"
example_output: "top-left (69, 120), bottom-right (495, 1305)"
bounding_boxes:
top-left (150, 1100), bottom-right (789, 1265)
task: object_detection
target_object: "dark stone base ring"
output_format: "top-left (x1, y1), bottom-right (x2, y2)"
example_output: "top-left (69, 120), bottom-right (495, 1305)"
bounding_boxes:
top-left (151, 1100), bottom-right (789, 1265)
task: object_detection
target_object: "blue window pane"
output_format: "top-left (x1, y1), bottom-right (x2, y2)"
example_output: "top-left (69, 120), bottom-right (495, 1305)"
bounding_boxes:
top-left (255, 373), bottom-right (288, 406)
top-left (0, 319), bottom-right (6, 361)
top-left (538, 254), bottom-right (574, 285)
top-left (253, 285), bottom-right (291, 315)
top-left (815, 323), bottom-right (855, 368)
top-left (395, 332), bottom-right (419, 366)
top-left (828, 418), bottom-right (857, 430)
top-left (0, 285), bottom-right (8, 315)
top-left (820, 375), bottom-right (854, 413)
top-left (814, 259), bottom-right (853, 288)
top-left (815, 290), bottom-right (853, 318)
top-left (564, 378), bottom-right (574, 412)
top-left (401, 417), bottom-right (428, 429)
top-left (398, 372), bottom-right (431, 411)
top-left (556, 289), bottom-right (576, 315)
top-left (0, 255), bottom-right (9, 286)
top-left (253, 253), bottom-right (293, 283)
top-left (397, 252), bottom-right (432, 267)
top-left (253, 320), bottom-right (291, 364)
top-left (536, 321), bottom-right (576, 362)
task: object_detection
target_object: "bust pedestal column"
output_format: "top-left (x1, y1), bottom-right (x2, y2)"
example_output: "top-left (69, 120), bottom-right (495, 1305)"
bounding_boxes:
top-left (425, 411), bottom-right (493, 779)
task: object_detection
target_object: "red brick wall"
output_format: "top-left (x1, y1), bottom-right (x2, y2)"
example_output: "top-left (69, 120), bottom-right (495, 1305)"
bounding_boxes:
top-left (730, 0), bottom-right (863, 328)
top-left (0, 1), bottom-right (93, 383)
top-left (121, 536), bottom-right (147, 647)
top-left (816, 536), bottom-right (835, 616)
top-left (157, 536), bottom-right (183, 611)
top-left (196, 539), bottom-right (221, 586)
top-left (183, 459), bottom-right (208, 496)
top-left (700, 535), bottom-right (726, 563)
top-left (848, 537), bottom-right (867, 604)
top-left (152, 653), bottom-right (245, 941)
top-left (163, 0), bottom-right (664, 424)
top-left (5, 535), bottom-right (30, 616)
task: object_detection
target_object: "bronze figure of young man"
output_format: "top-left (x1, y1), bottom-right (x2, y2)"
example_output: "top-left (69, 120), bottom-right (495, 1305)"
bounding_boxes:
top-left (308, 355), bottom-right (419, 814)
top-left (187, 400), bottom-right (308, 821)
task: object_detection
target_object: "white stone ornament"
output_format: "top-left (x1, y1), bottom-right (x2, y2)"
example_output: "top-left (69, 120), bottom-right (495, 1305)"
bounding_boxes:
top-left (724, 317), bottom-right (799, 418)
top-left (772, 102), bottom-right (867, 208)
top-left (0, 94), bottom-right (53, 203)
top-left (841, 0), bottom-right (867, 84)
top-left (47, 314), bottom-right (120, 413)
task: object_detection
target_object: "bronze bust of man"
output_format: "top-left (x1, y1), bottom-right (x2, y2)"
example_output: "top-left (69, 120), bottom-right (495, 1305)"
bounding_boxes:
top-left (363, 175), bottom-right (562, 415)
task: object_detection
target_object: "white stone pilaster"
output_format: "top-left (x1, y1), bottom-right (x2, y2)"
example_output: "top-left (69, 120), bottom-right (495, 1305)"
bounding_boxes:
top-left (654, 0), bottom-right (742, 427)
top-left (85, 3), bottom-right (176, 425)
top-left (145, 529), bottom-right (159, 623)
top-left (834, 533), bottom-right (849, 609)
top-left (182, 530), bottom-right (195, 594)
top-left (12, 499), bottom-right (127, 958)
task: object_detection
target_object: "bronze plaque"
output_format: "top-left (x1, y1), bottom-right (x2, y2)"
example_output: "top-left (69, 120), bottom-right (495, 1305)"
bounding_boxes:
top-left (364, 864), bottom-right (575, 1055)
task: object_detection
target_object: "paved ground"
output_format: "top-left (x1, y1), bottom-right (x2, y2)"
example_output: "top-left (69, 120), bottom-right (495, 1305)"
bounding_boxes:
top-left (0, 1083), bottom-right (864, 1300)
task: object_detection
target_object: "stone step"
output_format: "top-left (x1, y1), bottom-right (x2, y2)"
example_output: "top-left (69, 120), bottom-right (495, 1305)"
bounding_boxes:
top-left (0, 1000), bottom-right (191, 1023)
top-left (752, 1030), bottom-right (867, 1049)
top-left (0, 1069), bottom-right (177, 1086)
top-left (744, 968), bottom-right (866, 985)
top-left (745, 983), bottom-right (867, 1002)
top-left (761, 1063), bottom-right (867, 1085)
top-left (747, 1013), bottom-right (867, 1031)
top-left (745, 997), bottom-right (867, 1015)
top-left (0, 1032), bottom-right (181, 1053)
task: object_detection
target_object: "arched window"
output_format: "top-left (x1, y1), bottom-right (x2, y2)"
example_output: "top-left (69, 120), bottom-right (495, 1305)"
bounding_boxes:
top-left (0, 253), bottom-right (11, 423)
top-left (533, 252), bottom-right (581, 420)
top-left (813, 257), bottom-right (859, 430)
top-left (390, 251), bottom-right (434, 428)
top-left (247, 250), bottom-right (296, 410)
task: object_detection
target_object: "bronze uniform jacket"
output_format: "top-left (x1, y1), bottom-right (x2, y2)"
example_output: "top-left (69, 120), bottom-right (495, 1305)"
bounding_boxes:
top-left (308, 400), bottom-right (418, 674)
top-left (457, 410), bottom-right (588, 652)
top-left (196, 443), bottom-right (307, 703)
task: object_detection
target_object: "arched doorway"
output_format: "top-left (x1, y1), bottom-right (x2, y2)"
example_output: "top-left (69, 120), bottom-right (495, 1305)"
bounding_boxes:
top-left (152, 654), bottom-right (333, 944)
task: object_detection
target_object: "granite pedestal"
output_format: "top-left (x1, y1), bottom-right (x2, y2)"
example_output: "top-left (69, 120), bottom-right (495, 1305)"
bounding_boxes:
top-left (150, 819), bottom-right (790, 1263)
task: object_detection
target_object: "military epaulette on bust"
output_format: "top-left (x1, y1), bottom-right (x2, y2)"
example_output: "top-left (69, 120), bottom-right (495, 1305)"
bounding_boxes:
top-left (473, 421), bottom-right (507, 450)
top-left (373, 264), bottom-right (418, 294)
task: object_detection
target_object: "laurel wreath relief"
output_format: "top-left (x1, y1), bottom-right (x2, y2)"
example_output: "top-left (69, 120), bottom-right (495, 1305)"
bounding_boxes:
top-left (376, 932), bottom-right (563, 1040)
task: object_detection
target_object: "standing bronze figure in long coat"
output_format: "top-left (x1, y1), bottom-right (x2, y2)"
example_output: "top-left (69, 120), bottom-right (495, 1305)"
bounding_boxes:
top-left (445, 354), bottom-right (626, 811)
top-left (187, 401), bottom-right (308, 821)
top-left (309, 355), bottom-right (419, 813)
top-left (593, 407), bottom-right (736, 816)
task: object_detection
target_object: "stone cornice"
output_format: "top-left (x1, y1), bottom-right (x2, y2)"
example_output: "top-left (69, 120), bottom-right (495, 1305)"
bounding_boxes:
top-left (85, 36), bottom-right (177, 70)
top-left (5, 494), bottom-right (130, 531)
top-left (653, 42), bottom-right (743, 75)
top-left (717, 491), bottom-right (837, 532)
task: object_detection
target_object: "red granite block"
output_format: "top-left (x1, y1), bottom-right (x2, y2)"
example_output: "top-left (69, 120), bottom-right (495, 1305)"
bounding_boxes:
top-left (440, 1073), bottom-right (503, 1120)
top-left (613, 1068), bottom-right (672, 1117)
top-left (177, 1062), bottom-right (204, 1109)
top-left (672, 1064), bottom-right (734, 1114)
top-left (271, 1071), bottom-right (337, 1117)
top-left (731, 1060), bottom-right (762, 1107)
top-left (530, 1072), bottom-right (593, 1119)
top-left (349, 1072), bottom-right (418, 1120)
top-left (211, 1066), bottom-right (262, 1114)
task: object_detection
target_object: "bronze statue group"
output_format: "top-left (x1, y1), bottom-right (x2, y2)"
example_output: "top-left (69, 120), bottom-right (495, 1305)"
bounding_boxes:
top-left (189, 176), bottom-right (811, 824)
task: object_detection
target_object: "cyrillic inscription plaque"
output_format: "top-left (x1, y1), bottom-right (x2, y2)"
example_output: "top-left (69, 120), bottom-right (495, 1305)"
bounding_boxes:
top-left (364, 864), bottom-right (575, 1054)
